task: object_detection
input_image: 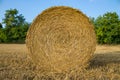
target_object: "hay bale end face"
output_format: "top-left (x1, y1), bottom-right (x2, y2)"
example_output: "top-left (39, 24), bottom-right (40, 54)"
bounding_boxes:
top-left (26, 6), bottom-right (96, 73)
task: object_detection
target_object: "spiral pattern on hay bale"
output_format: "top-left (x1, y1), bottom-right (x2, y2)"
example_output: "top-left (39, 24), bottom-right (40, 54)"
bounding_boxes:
top-left (26, 6), bottom-right (96, 73)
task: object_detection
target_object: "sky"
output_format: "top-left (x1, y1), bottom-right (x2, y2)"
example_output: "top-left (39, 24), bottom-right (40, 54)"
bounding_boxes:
top-left (0, 0), bottom-right (120, 23)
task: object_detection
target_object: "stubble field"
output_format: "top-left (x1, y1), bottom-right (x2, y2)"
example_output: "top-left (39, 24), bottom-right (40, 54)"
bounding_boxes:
top-left (0, 44), bottom-right (120, 80)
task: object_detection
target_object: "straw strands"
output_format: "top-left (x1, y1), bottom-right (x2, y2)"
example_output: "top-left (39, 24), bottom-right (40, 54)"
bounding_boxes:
top-left (26, 6), bottom-right (96, 73)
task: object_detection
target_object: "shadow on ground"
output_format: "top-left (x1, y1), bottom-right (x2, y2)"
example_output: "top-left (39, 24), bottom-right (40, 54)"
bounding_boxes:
top-left (89, 51), bottom-right (120, 68)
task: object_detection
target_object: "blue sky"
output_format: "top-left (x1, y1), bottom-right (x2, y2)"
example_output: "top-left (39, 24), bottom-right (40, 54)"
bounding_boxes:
top-left (0, 0), bottom-right (120, 23)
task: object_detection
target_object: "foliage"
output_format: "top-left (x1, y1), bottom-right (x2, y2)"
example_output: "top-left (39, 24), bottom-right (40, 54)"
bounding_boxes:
top-left (0, 9), bottom-right (30, 43)
top-left (0, 29), bottom-right (8, 42)
top-left (91, 12), bottom-right (120, 44)
top-left (2, 9), bottom-right (25, 28)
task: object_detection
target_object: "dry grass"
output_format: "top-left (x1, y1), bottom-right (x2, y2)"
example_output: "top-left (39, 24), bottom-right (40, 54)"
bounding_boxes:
top-left (26, 6), bottom-right (96, 73)
top-left (0, 44), bottom-right (120, 80)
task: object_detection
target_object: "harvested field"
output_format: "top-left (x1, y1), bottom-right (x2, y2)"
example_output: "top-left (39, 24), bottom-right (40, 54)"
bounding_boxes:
top-left (0, 44), bottom-right (120, 80)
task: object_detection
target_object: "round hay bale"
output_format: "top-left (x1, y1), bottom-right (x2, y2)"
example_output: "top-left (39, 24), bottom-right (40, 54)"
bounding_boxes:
top-left (26, 6), bottom-right (96, 73)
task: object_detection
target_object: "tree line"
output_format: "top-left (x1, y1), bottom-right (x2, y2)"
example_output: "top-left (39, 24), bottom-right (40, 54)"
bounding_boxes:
top-left (0, 9), bottom-right (120, 44)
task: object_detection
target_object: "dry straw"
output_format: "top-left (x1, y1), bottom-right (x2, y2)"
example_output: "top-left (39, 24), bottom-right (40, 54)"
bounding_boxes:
top-left (26, 6), bottom-right (96, 73)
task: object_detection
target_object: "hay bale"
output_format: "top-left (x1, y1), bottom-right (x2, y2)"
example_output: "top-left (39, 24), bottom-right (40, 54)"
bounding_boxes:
top-left (26, 6), bottom-right (96, 73)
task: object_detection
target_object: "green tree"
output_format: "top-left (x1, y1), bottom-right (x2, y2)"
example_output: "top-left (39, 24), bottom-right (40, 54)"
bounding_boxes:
top-left (9, 22), bottom-right (30, 43)
top-left (0, 29), bottom-right (8, 43)
top-left (2, 9), bottom-right (25, 28)
top-left (94, 12), bottom-right (120, 44)
top-left (3, 22), bottom-right (30, 43)
top-left (1, 9), bottom-right (29, 43)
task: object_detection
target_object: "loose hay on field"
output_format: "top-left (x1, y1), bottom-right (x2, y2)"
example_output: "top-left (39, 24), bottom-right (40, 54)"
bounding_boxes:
top-left (26, 6), bottom-right (96, 73)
